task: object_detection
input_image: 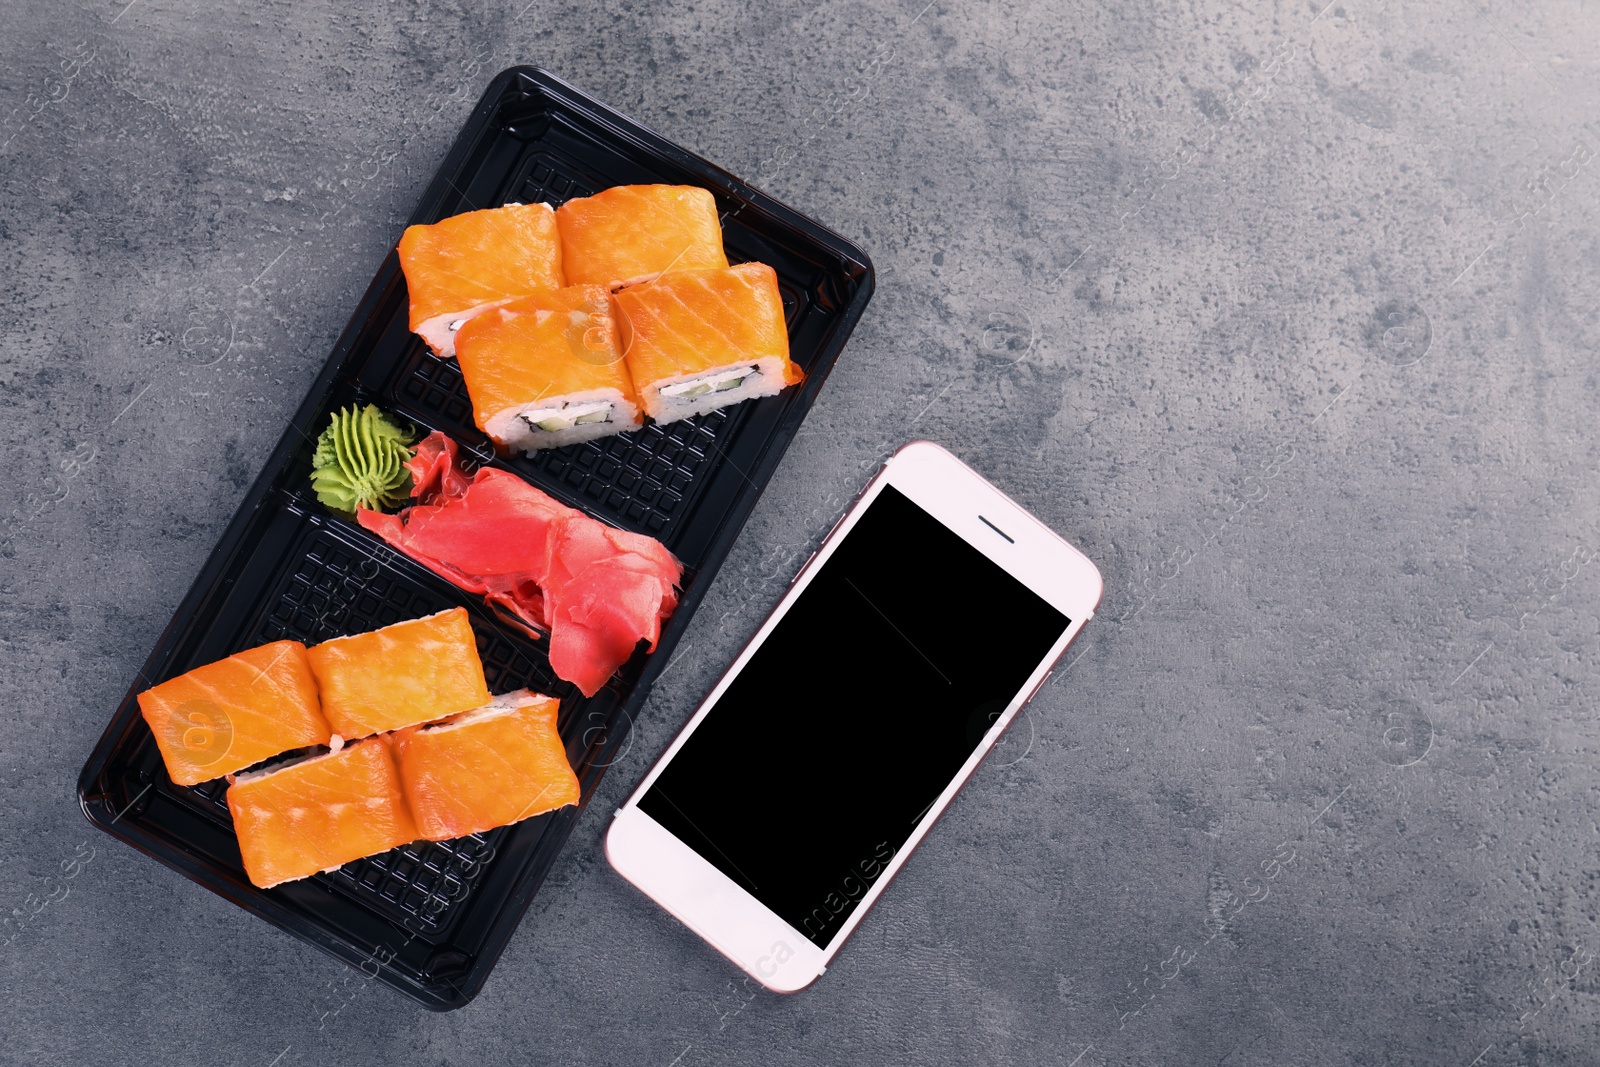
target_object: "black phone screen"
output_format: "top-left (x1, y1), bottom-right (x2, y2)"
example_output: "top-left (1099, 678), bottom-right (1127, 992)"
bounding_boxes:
top-left (638, 485), bottom-right (1070, 947)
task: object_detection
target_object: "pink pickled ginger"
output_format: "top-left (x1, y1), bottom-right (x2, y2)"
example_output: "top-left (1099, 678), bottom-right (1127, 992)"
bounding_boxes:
top-left (356, 432), bottom-right (683, 696)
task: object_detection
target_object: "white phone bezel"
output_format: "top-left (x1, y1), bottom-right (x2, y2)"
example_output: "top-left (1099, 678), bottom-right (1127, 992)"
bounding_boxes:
top-left (605, 440), bottom-right (1103, 992)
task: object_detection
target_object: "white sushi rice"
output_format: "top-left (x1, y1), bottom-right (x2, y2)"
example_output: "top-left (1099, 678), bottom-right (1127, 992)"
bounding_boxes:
top-left (641, 356), bottom-right (789, 425)
top-left (485, 386), bottom-right (641, 454)
top-left (416, 689), bottom-right (550, 734)
top-left (230, 742), bottom-right (348, 784)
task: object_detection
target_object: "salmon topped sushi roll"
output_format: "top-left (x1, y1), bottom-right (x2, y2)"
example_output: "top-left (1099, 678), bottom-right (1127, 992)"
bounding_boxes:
top-left (137, 640), bottom-right (330, 786)
top-left (614, 262), bottom-right (801, 425)
top-left (555, 184), bottom-right (728, 288)
top-left (453, 284), bottom-right (642, 453)
top-left (397, 203), bottom-right (565, 359)
top-left (391, 690), bottom-right (579, 841)
top-left (227, 736), bottom-right (418, 888)
top-left (306, 607), bottom-right (492, 739)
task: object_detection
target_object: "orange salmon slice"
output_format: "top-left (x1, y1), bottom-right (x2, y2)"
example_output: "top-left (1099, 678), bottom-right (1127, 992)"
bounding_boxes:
top-left (556, 185), bottom-right (728, 288)
top-left (227, 737), bottom-right (418, 889)
top-left (137, 640), bottom-right (330, 786)
top-left (397, 203), bottom-right (565, 359)
top-left (391, 690), bottom-right (579, 841)
top-left (306, 607), bottom-right (492, 739)
top-left (614, 262), bottom-right (800, 424)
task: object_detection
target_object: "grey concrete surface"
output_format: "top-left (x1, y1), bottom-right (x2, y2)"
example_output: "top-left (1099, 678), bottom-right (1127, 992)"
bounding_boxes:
top-left (2, 0), bottom-right (1598, 1063)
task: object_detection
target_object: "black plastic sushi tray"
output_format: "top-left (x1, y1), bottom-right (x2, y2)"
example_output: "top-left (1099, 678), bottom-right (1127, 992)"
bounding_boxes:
top-left (76, 66), bottom-right (874, 1010)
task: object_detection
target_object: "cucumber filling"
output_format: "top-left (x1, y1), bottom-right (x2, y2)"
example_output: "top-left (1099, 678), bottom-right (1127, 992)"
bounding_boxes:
top-left (520, 400), bottom-right (614, 434)
top-left (660, 365), bottom-right (761, 401)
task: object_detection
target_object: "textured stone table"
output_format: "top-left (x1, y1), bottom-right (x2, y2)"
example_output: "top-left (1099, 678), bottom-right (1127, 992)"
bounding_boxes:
top-left (2, 0), bottom-right (1597, 1063)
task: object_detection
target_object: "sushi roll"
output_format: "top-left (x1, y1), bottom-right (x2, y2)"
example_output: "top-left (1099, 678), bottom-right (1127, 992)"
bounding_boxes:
top-left (397, 203), bottom-right (565, 359)
top-left (305, 607), bottom-right (492, 739)
top-left (391, 690), bottom-right (579, 841)
top-left (614, 262), bottom-right (801, 425)
top-left (136, 640), bottom-right (330, 786)
top-left (453, 284), bottom-right (642, 453)
top-left (227, 737), bottom-right (418, 888)
top-left (555, 184), bottom-right (728, 288)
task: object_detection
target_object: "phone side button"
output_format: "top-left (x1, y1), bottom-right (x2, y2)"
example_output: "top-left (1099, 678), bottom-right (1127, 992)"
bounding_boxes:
top-left (1023, 671), bottom-right (1053, 705)
top-left (789, 550), bottom-right (818, 585)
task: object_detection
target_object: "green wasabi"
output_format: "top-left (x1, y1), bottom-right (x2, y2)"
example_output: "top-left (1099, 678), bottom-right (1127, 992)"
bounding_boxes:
top-left (310, 404), bottom-right (416, 513)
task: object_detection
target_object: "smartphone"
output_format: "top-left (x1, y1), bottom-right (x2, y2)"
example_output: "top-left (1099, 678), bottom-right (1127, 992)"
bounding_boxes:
top-left (605, 441), bottom-right (1103, 991)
